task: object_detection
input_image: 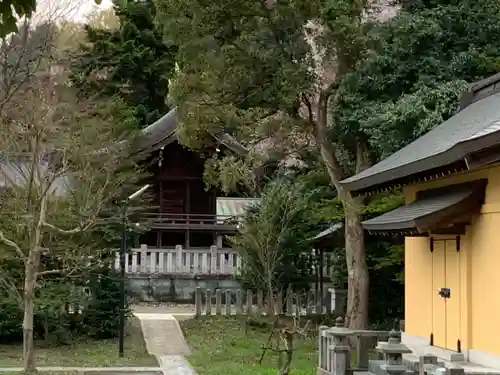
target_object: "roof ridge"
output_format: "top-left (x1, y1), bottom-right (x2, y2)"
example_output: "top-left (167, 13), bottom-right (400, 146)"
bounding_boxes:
top-left (459, 71), bottom-right (500, 110)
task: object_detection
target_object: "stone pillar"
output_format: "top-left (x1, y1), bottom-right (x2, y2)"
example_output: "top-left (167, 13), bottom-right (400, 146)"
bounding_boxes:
top-left (318, 325), bottom-right (329, 371)
top-left (210, 245), bottom-right (217, 274)
top-left (328, 317), bottom-right (352, 375)
top-left (376, 329), bottom-right (412, 375)
top-left (175, 244), bottom-right (182, 272)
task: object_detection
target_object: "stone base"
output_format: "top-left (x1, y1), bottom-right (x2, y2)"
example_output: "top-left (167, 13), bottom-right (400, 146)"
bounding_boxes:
top-left (402, 333), bottom-right (500, 373)
top-left (402, 333), bottom-right (465, 362)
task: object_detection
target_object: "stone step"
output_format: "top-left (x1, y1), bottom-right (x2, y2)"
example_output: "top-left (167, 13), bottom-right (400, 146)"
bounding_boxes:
top-left (402, 353), bottom-right (500, 375)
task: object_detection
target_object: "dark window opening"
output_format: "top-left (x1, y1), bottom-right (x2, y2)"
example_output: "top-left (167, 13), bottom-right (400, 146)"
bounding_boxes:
top-left (161, 231), bottom-right (186, 247)
top-left (189, 231), bottom-right (214, 247)
top-left (138, 231), bottom-right (158, 247)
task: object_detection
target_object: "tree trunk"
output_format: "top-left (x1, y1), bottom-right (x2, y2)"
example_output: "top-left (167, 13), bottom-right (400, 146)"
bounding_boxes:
top-left (343, 195), bottom-right (369, 329)
top-left (23, 258), bottom-right (37, 374)
top-left (23, 191), bottom-right (48, 374)
top-left (315, 91), bottom-right (370, 329)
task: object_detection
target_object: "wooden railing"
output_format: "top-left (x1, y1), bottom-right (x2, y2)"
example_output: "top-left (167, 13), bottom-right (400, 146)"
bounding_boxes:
top-left (142, 213), bottom-right (237, 228)
top-left (114, 244), bottom-right (242, 275)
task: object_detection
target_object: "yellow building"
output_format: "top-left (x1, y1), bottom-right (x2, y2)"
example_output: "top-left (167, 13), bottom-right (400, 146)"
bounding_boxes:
top-left (341, 73), bottom-right (500, 368)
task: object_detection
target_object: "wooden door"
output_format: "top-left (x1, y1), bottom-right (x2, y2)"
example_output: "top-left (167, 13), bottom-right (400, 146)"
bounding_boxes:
top-left (445, 239), bottom-right (461, 352)
top-left (431, 238), bottom-right (461, 351)
top-left (432, 240), bottom-right (446, 348)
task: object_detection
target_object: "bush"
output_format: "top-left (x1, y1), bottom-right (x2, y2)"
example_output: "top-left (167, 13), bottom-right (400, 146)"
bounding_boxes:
top-left (0, 265), bottom-right (131, 344)
top-left (0, 298), bottom-right (23, 343)
top-left (82, 267), bottom-right (131, 339)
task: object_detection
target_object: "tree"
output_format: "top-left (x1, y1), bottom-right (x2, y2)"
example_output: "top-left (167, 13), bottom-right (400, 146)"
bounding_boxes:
top-left (155, 0), bottom-right (387, 328)
top-left (0, 0), bottom-right (37, 37)
top-left (0, 72), bottom-right (143, 374)
top-left (0, 0), bottom-right (100, 37)
top-left (336, 0), bottom-right (500, 158)
top-left (232, 176), bottom-right (320, 298)
top-left (0, 14), bottom-right (144, 372)
top-left (71, 0), bottom-right (177, 129)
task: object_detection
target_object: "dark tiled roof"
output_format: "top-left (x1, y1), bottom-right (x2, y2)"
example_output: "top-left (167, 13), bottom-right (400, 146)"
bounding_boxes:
top-left (341, 81), bottom-right (500, 193)
top-left (362, 180), bottom-right (486, 233)
top-left (139, 107), bottom-right (248, 155)
top-left (140, 107), bottom-right (178, 151)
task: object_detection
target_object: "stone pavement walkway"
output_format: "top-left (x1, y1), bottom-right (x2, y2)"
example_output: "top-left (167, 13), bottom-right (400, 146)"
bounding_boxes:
top-left (0, 312), bottom-right (196, 375)
top-left (133, 312), bottom-right (197, 375)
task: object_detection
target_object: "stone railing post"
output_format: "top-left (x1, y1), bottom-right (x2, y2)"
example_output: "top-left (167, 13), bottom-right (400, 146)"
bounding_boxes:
top-left (210, 245), bottom-right (217, 274)
top-left (175, 245), bottom-right (182, 273)
top-left (377, 329), bottom-right (412, 375)
top-left (318, 326), bottom-right (329, 372)
top-left (325, 317), bottom-right (352, 375)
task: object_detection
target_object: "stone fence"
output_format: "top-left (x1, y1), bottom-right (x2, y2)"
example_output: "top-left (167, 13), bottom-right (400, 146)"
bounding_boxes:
top-left (194, 287), bottom-right (347, 316)
top-left (318, 317), bottom-right (465, 375)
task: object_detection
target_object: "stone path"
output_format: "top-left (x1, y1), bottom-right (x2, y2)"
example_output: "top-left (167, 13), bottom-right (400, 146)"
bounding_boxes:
top-left (0, 311), bottom-right (197, 375)
top-left (133, 312), bottom-right (197, 375)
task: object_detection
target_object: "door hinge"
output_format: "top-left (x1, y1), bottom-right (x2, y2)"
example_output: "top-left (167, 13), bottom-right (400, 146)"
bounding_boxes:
top-left (430, 333), bottom-right (434, 346)
top-left (456, 235), bottom-right (461, 252)
top-left (457, 339), bottom-right (462, 353)
top-left (430, 237), bottom-right (434, 252)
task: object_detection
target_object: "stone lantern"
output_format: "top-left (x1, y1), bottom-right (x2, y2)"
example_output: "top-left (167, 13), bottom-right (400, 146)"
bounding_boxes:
top-left (376, 329), bottom-right (412, 375)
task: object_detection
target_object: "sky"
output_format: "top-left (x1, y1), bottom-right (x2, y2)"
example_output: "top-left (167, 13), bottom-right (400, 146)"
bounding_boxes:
top-left (32, 0), bottom-right (114, 24)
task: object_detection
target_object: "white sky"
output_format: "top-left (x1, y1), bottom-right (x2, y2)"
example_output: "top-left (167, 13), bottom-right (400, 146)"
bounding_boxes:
top-left (31, 0), bottom-right (114, 24)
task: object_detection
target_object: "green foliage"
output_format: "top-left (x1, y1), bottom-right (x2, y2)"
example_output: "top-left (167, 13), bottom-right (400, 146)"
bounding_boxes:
top-left (71, 0), bottom-right (177, 129)
top-left (0, 298), bottom-right (22, 343)
top-left (231, 175), bottom-right (322, 293)
top-left (337, 0), bottom-right (500, 157)
top-left (0, 0), bottom-right (36, 37)
top-left (0, 266), bottom-right (129, 344)
top-left (155, 0), bottom-right (317, 149)
top-left (34, 280), bottom-right (88, 345)
top-left (83, 268), bottom-right (130, 339)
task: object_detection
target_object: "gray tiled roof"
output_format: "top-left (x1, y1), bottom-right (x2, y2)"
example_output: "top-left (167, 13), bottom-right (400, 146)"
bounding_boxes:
top-left (139, 108), bottom-right (248, 155)
top-left (362, 186), bottom-right (474, 231)
top-left (140, 107), bottom-right (178, 150)
top-left (341, 90), bottom-right (500, 191)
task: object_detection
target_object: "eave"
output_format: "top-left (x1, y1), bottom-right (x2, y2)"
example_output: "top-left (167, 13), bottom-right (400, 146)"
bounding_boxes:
top-left (361, 179), bottom-right (487, 236)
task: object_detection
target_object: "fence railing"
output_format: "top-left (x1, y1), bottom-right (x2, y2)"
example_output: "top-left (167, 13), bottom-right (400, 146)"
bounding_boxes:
top-left (114, 244), bottom-right (242, 275)
top-left (193, 287), bottom-right (347, 316)
top-left (115, 244), bottom-right (335, 277)
top-left (143, 213), bottom-right (237, 228)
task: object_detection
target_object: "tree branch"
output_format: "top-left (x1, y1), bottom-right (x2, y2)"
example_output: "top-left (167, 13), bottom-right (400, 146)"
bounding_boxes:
top-left (42, 219), bottom-right (94, 234)
top-left (0, 230), bottom-right (25, 258)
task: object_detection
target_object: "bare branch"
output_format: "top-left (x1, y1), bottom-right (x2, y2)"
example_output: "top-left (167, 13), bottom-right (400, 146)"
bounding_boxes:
top-left (0, 230), bottom-right (25, 258)
top-left (42, 219), bottom-right (94, 234)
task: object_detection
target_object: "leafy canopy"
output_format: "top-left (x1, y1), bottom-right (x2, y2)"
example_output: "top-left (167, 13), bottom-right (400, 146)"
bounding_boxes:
top-left (336, 0), bottom-right (500, 157)
top-left (71, 0), bottom-right (177, 129)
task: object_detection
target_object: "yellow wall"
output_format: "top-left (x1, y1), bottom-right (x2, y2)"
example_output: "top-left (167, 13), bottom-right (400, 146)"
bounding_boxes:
top-left (404, 163), bottom-right (500, 355)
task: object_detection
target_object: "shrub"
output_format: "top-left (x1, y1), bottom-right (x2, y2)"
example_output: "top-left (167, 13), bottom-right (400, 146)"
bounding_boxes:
top-left (83, 267), bottom-right (131, 338)
top-left (0, 297), bottom-right (23, 343)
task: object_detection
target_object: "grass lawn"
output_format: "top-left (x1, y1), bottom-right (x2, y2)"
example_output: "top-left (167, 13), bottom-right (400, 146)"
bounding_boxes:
top-left (0, 317), bottom-right (158, 368)
top-left (180, 316), bottom-right (317, 375)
